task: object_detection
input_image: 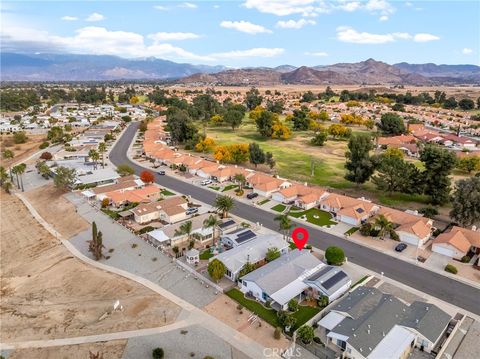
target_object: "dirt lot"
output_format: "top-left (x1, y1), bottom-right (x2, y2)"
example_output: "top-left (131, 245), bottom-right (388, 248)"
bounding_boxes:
top-left (203, 295), bottom-right (290, 350)
top-left (0, 134), bottom-right (46, 167)
top-left (0, 193), bottom-right (181, 343)
top-left (23, 184), bottom-right (90, 239)
top-left (9, 340), bottom-right (127, 359)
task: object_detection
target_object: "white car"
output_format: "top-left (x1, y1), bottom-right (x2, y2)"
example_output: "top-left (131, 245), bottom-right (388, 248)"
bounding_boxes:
top-left (201, 179), bottom-right (212, 186)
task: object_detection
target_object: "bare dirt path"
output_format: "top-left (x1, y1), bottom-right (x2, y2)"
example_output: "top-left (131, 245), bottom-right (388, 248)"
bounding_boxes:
top-left (0, 192), bottom-right (181, 343)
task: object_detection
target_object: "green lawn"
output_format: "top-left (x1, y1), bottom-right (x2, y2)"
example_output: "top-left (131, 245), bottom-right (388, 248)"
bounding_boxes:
top-left (345, 227), bottom-right (359, 236)
top-left (209, 186), bottom-right (221, 191)
top-left (101, 209), bottom-right (120, 220)
top-left (271, 204), bottom-right (286, 212)
top-left (226, 288), bottom-right (320, 331)
top-left (160, 189), bottom-right (176, 196)
top-left (226, 288), bottom-right (278, 328)
top-left (258, 198), bottom-right (270, 205)
top-left (222, 184), bottom-right (238, 192)
top-left (289, 208), bottom-right (336, 227)
top-left (351, 275), bottom-right (369, 289)
top-left (200, 250), bottom-right (214, 260)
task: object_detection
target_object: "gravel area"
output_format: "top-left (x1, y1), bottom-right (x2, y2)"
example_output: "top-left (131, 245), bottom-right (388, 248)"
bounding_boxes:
top-left (66, 192), bottom-right (219, 308)
top-left (122, 325), bottom-right (241, 359)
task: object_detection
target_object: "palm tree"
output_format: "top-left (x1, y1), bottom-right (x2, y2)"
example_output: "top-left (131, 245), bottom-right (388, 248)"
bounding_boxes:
top-left (2, 181), bottom-right (13, 194)
top-left (98, 142), bottom-right (107, 168)
top-left (374, 214), bottom-right (394, 238)
top-left (233, 173), bottom-right (246, 190)
top-left (274, 214), bottom-right (293, 241)
top-left (38, 161), bottom-right (50, 178)
top-left (175, 220), bottom-right (193, 241)
top-left (214, 195), bottom-right (234, 218)
top-left (89, 149), bottom-right (100, 170)
top-left (2, 149), bottom-right (14, 181)
top-left (16, 163), bottom-right (26, 192)
top-left (203, 214), bottom-right (222, 247)
top-left (11, 165), bottom-right (20, 189)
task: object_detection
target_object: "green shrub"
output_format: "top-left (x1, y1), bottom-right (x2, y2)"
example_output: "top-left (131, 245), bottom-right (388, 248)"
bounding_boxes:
top-left (313, 336), bottom-right (323, 345)
top-left (419, 206), bottom-right (439, 218)
top-left (297, 325), bottom-right (315, 344)
top-left (444, 264), bottom-right (458, 274)
top-left (152, 347), bottom-right (164, 359)
top-left (359, 223), bottom-right (372, 236)
top-left (274, 327), bottom-right (282, 340)
top-left (461, 256), bottom-right (471, 263)
top-left (317, 295), bottom-right (329, 308)
top-left (389, 229), bottom-right (400, 241)
top-left (39, 141), bottom-right (50, 149)
top-left (288, 299), bottom-right (299, 312)
top-left (325, 246), bottom-right (345, 266)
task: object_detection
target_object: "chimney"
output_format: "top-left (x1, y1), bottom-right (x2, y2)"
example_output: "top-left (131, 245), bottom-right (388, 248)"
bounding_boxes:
top-left (367, 329), bottom-right (370, 334)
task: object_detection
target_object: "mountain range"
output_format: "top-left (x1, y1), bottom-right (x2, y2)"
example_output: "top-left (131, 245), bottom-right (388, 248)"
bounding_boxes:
top-left (1, 53), bottom-right (479, 85)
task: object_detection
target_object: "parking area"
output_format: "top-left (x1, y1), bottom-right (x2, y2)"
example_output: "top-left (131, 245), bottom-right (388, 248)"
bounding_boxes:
top-left (66, 192), bottom-right (220, 308)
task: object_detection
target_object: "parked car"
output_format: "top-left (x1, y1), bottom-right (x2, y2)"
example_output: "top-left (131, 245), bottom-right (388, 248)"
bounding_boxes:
top-left (201, 179), bottom-right (212, 186)
top-left (186, 207), bottom-right (199, 215)
top-left (158, 170), bottom-right (166, 175)
top-left (394, 243), bottom-right (408, 252)
top-left (246, 192), bottom-right (259, 199)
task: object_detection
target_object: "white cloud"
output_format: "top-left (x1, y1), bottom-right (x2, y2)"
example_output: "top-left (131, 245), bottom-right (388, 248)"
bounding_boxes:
top-left (61, 16), bottom-right (78, 21)
top-left (305, 51), bottom-right (328, 57)
top-left (242, 0), bottom-right (324, 17)
top-left (212, 47), bottom-right (284, 58)
top-left (462, 48), bottom-right (473, 54)
top-left (379, 15), bottom-right (388, 21)
top-left (337, 1), bottom-right (361, 12)
top-left (276, 19), bottom-right (316, 29)
top-left (213, 5), bottom-right (220, 9)
top-left (365, 0), bottom-right (395, 15)
top-left (178, 2), bottom-right (197, 9)
top-left (220, 20), bottom-right (272, 34)
top-left (336, 27), bottom-right (439, 44)
top-left (153, 5), bottom-right (168, 11)
top-left (148, 32), bottom-right (200, 42)
top-left (413, 33), bottom-right (440, 42)
top-left (85, 12), bottom-right (105, 22)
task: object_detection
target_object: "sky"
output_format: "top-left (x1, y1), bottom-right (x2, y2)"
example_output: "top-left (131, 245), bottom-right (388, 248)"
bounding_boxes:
top-left (1, 0), bottom-right (479, 67)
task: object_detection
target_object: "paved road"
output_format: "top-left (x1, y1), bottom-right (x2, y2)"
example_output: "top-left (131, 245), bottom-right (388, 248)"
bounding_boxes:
top-left (110, 122), bottom-right (480, 315)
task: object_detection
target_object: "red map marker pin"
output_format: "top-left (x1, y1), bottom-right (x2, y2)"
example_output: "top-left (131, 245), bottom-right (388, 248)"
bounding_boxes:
top-left (292, 227), bottom-right (309, 250)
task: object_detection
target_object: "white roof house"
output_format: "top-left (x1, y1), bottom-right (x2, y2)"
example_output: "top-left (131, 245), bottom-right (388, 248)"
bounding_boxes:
top-left (239, 250), bottom-right (351, 310)
top-left (212, 234), bottom-right (288, 281)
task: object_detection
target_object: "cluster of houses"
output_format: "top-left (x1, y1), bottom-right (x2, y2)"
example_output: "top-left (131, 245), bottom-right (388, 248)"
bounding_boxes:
top-left (377, 123), bottom-right (478, 158)
top-left (317, 286), bottom-right (452, 359)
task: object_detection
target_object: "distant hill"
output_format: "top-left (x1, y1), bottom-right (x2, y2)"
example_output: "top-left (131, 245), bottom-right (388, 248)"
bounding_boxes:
top-left (1, 53), bottom-right (478, 84)
top-left (393, 62), bottom-right (480, 84)
top-left (0, 53), bottom-right (226, 81)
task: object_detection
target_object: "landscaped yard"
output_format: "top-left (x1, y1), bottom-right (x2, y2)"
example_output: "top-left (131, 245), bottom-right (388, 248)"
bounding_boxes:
top-left (160, 189), bottom-right (176, 196)
top-left (271, 204), bottom-right (286, 212)
top-left (345, 227), bottom-right (359, 236)
top-left (199, 249), bottom-right (214, 260)
top-left (208, 186), bottom-right (221, 191)
top-left (222, 184), bottom-right (238, 192)
top-left (226, 288), bottom-right (320, 332)
top-left (289, 208), bottom-right (336, 227)
top-left (258, 198), bottom-right (270, 205)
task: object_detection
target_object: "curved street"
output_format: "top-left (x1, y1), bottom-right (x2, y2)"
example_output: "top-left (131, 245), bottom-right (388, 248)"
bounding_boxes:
top-left (110, 122), bottom-right (480, 315)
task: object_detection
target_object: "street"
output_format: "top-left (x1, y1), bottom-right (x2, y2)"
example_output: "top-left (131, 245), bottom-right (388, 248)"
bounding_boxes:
top-left (109, 122), bottom-right (480, 315)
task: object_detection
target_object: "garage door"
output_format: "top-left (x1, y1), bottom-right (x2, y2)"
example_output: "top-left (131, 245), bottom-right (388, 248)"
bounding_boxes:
top-left (432, 245), bottom-right (454, 257)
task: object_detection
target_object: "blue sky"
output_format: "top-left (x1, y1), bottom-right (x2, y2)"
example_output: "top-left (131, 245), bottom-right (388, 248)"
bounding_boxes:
top-left (1, 1), bottom-right (479, 67)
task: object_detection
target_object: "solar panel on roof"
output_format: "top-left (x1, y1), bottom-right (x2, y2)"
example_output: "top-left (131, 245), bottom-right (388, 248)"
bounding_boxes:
top-left (356, 207), bottom-right (365, 213)
top-left (219, 219), bottom-right (235, 228)
top-left (236, 230), bottom-right (256, 243)
top-left (323, 271), bottom-right (348, 290)
top-left (307, 266), bottom-right (334, 281)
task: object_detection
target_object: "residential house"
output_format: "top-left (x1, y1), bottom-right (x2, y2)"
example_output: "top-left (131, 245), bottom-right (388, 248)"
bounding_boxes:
top-left (221, 228), bottom-right (257, 248)
top-left (212, 234), bottom-right (288, 281)
top-left (317, 287), bottom-right (451, 358)
top-left (320, 194), bottom-right (378, 226)
top-left (432, 226), bottom-right (480, 259)
top-left (105, 185), bottom-right (161, 207)
top-left (239, 250), bottom-right (350, 310)
top-left (89, 176), bottom-right (144, 199)
top-left (146, 213), bottom-right (215, 247)
top-left (247, 173), bottom-right (290, 198)
top-left (378, 207), bottom-right (433, 246)
top-left (272, 184), bottom-right (327, 209)
top-left (131, 196), bottom-right (188, 224)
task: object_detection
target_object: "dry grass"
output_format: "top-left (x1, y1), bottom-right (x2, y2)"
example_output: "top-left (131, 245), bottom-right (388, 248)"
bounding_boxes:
top-left (0, 134), bottom-right (46, 167)
top-left (0, 192), bottom-right (181, 342)
top-left (23, 184), bottom-right (90, 239)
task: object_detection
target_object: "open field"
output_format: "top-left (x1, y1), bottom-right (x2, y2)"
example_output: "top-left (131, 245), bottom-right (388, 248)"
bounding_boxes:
top-left (0, 134), bottom-right (46, 167)
top-left (0, 192), bottom-right (181, 342)
top-left (23, 184), bottom-right (90, 239)
top-left (9, 340), bottom-right (127, 359)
